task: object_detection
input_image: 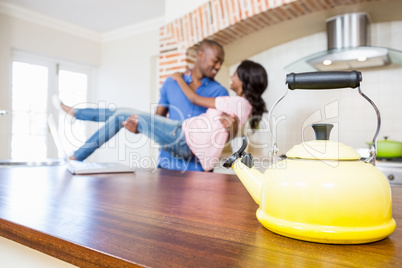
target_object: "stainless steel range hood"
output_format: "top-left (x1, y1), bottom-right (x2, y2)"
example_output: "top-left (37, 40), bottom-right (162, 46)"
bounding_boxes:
top-left (285, 12), bottom-right (402, 72)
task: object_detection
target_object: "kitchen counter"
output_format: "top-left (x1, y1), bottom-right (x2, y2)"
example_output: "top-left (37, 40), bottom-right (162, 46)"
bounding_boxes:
top-left (0, 166), bottom-right (401, 267)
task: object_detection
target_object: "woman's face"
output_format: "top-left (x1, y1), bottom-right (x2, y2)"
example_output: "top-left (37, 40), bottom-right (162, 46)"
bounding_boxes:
top-left (230, 71), bottom-right (243, 96)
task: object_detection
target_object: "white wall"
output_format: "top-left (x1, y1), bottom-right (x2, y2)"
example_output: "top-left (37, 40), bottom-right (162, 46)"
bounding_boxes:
top-left (236, 20), bottom-right (402, 156)
top-left (87, 30), bottom-right (161, 169)
top-left (0, 13), bottom-right (100, 159)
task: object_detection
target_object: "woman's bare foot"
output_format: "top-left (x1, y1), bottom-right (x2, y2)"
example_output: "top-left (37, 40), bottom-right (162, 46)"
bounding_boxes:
top-left (60, 102), bottom-right (75, 117)
top-left (69, 155), bottom-right (76, 160)
top-left (52, 95), bottom-right (75, 117)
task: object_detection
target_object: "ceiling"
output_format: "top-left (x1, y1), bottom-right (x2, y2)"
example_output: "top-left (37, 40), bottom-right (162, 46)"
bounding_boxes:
top-left (0, 0), bottom-right (165, 33)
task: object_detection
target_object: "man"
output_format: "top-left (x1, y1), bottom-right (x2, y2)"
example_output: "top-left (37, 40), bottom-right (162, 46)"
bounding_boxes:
top-left (125, 39), bottom-right (233, 171)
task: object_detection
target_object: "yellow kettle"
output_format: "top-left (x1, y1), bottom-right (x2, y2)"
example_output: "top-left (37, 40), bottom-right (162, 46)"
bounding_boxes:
top-left (223, 71), bottom-right (396, 244)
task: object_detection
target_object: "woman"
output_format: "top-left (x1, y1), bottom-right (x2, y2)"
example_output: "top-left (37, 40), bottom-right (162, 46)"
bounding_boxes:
top-left (60, 60), bottom-right (268, 171)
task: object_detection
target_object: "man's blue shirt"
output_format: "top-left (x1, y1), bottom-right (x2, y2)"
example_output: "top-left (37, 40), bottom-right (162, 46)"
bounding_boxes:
top-left (157, 74), bottom-right (228, 171)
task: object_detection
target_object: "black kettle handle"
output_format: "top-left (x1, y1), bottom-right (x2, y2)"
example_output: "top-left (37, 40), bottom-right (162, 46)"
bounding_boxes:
top-left (269, 70), bottom-right (380, 165)
top-left (223, 136), bottom-right (254, 169)
top-left (286, 71), bottom-right (362, 90)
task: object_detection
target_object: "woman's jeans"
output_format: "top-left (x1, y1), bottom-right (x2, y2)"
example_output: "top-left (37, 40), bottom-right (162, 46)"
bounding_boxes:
top-left (73, 108), bottom-right (192, 161)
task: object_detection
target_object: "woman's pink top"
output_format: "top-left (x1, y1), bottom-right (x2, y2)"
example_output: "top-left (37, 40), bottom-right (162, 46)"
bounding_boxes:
top-left (182, 96), bottom-right (252, 171)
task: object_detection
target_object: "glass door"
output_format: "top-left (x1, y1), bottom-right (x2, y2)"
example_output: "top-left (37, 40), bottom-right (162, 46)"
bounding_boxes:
top-left (10, 53), bottom-right (92, 160)
top-left (11, 62), bottom-right (49, 160)
top-left (57, 67), bottom-right (90, 157)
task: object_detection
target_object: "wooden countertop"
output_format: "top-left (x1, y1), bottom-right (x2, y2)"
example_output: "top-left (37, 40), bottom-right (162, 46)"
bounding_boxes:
top-left (0, 166), bottom-right (401, 267)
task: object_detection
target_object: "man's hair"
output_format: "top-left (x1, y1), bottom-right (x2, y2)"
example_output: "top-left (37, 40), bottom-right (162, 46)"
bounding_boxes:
top-left (197, 39), bottom-right (223, 53)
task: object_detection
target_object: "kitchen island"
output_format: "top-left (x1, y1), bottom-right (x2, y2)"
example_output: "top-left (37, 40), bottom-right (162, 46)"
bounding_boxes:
top-left (0, 166), bottom-right (401, 267)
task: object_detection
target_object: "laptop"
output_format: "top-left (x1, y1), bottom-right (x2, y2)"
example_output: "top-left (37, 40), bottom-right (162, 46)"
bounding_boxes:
top-left (48, 114), bottom-right (135, 175)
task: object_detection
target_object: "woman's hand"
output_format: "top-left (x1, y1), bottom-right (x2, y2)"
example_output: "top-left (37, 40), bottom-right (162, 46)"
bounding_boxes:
top-left (172, 72), bottom-right (184, 81)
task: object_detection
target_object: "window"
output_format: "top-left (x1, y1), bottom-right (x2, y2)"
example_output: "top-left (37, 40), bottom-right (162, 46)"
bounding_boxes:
top-left (11, 62), bottom-right (48, 160)
top-left (57, 68), bottom-right (89, 156)
top-left (10, 53), bottom-right (92, 160)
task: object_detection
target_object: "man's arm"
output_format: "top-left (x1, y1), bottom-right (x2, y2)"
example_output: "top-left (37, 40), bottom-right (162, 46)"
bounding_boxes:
top-left (172, 72), bottom-right (216, 109)
top-left (155, 105), bottom-right (168, 117)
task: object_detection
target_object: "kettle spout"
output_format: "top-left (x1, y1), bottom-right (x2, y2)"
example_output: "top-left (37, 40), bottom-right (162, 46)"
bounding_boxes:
top-left (223, 136), bottom-right (263, 205)
top-left (232, 159), bottom-right (264, 205)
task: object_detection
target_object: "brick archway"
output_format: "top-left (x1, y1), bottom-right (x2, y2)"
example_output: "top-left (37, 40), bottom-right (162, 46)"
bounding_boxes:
top-left (158, 0), bottom-right (388, 85)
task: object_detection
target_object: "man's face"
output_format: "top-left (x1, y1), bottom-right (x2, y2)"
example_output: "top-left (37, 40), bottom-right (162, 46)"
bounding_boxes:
top-left (198, 45), bottom-right (224, 79)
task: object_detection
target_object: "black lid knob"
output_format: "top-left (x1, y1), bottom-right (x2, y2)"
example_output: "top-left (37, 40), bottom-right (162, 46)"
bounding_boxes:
top-left (312, 124), bottom-right (334, 140)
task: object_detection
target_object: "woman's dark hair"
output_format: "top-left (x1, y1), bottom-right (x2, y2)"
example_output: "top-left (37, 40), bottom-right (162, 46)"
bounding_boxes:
top-left (236, 60), bottom-right (268, 130)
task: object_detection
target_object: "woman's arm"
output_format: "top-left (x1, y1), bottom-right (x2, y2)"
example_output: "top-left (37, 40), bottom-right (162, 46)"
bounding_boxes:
top-left (172, 72), bottom-right (216, 109)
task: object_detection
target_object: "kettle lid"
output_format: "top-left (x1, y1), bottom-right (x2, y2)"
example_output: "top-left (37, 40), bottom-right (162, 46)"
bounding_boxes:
top-left (286, 140), bottom-right (361, 160)
top-left (285, 124), bottom-right (361, 160)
